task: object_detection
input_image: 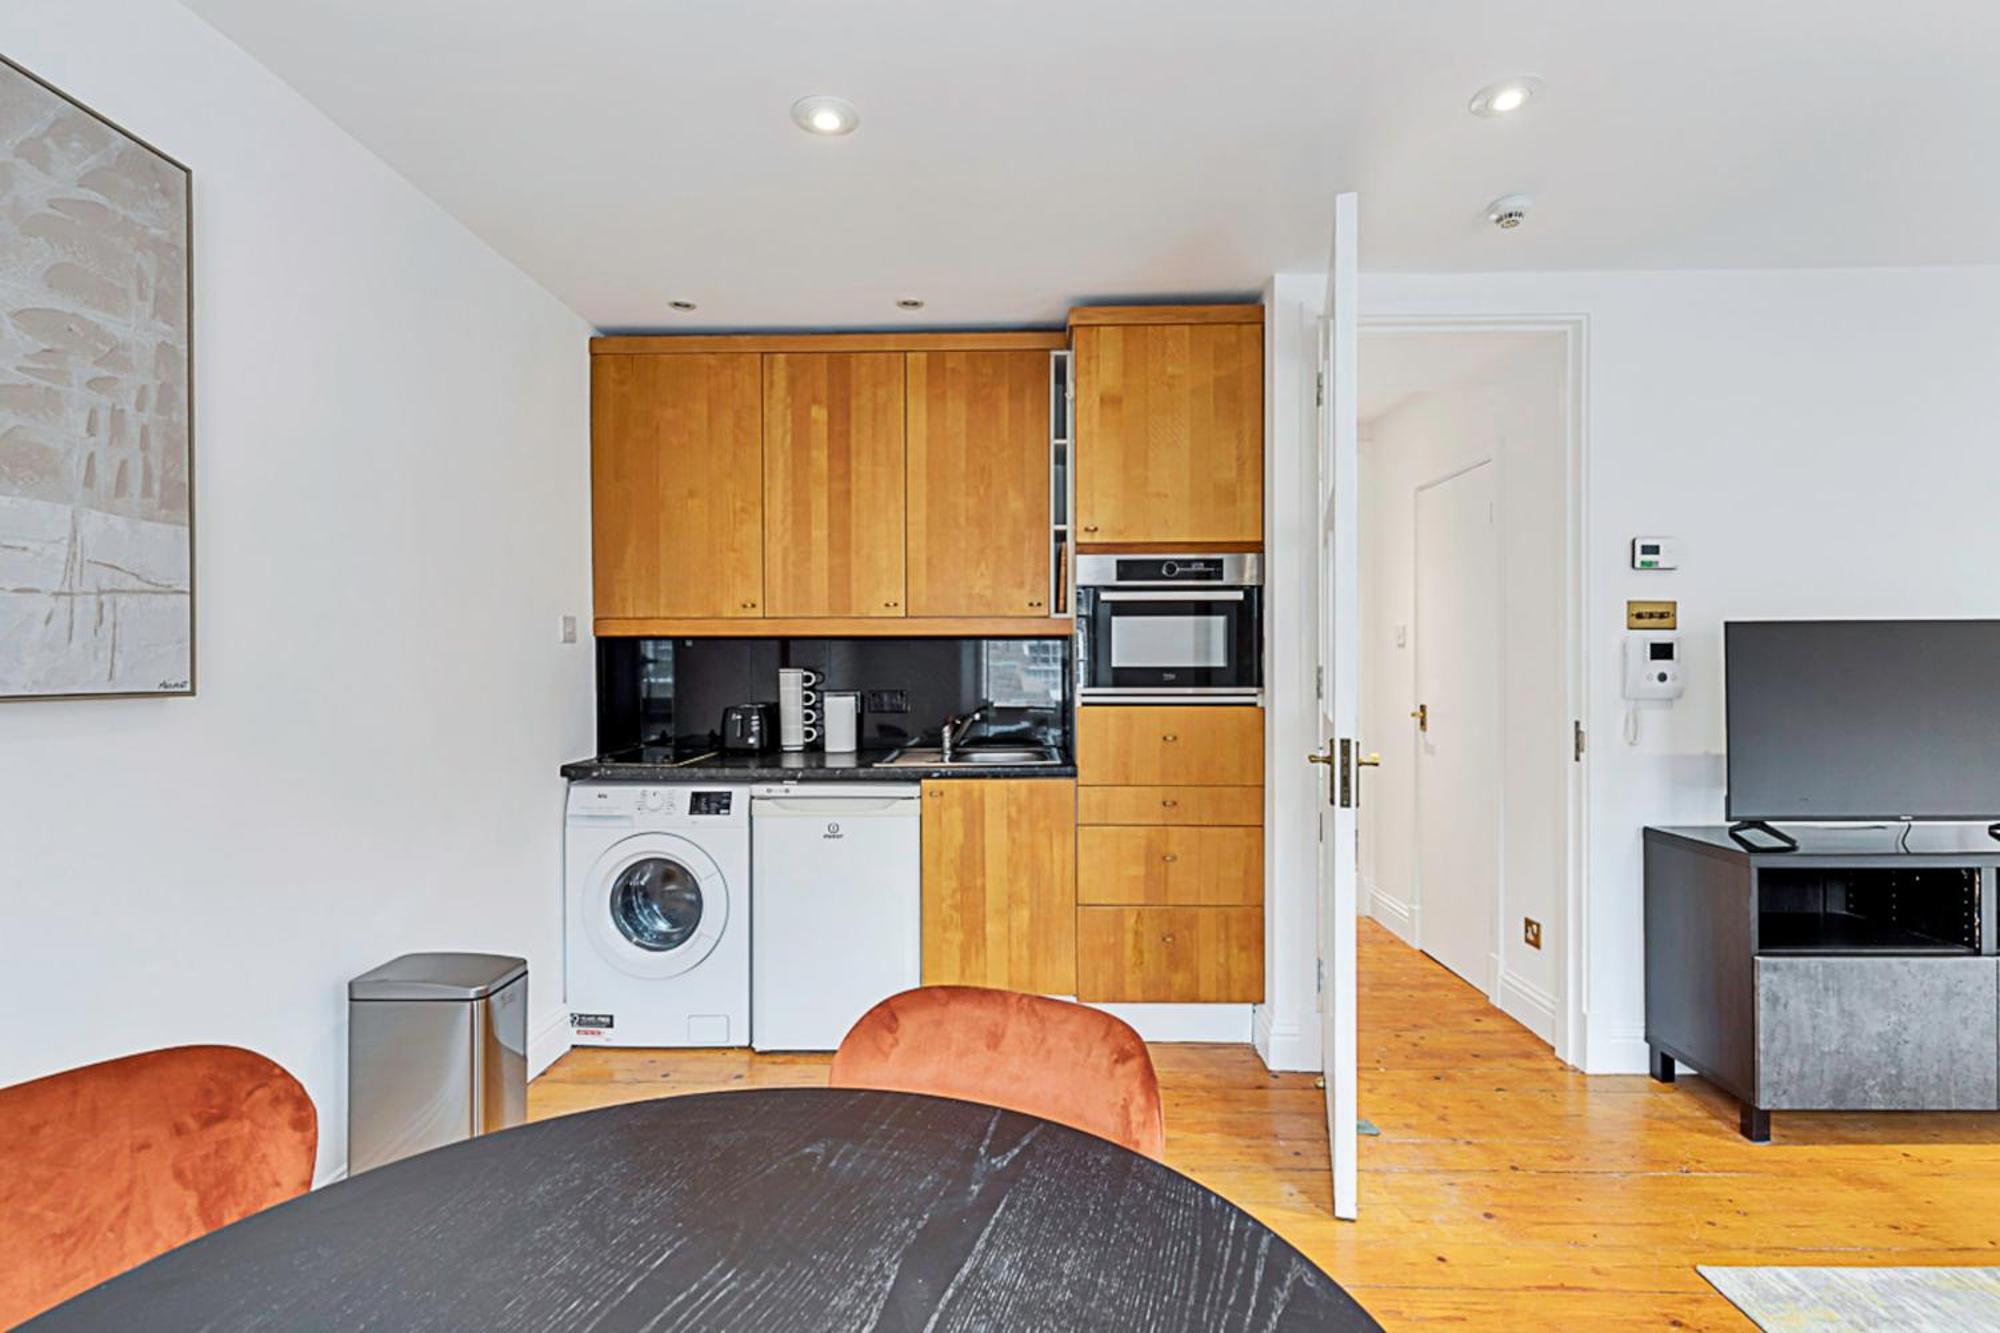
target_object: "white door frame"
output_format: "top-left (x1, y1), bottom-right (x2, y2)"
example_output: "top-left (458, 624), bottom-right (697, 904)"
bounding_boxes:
top-left (1357, 314), bottom-right (1591, 1069)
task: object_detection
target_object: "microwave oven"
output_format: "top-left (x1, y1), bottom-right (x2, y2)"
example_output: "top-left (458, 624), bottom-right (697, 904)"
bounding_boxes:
top-left (1075, 553), bottom-right (1263, 699)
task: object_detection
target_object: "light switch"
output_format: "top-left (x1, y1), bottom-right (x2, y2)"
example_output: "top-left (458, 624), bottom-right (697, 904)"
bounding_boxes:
top-left (559, 614), bottom-right (578, 645)
top-left (1394, 624), bottom-right (1408, 648)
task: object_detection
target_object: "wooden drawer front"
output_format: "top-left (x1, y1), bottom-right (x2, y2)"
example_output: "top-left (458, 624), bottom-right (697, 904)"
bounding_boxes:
top-left (1077, 785), bottom-right (1262, 826)
top-left (1076, 706), bottom-right (1263, 786)
top-left (1078, 827), bottom-right (1262, 906)
top-left (1076, 907), bottom-right (1263, 1003)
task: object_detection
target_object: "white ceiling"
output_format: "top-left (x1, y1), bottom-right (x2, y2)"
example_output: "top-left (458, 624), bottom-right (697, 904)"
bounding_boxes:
top-left (180, 0), bottom-right (2000, 331)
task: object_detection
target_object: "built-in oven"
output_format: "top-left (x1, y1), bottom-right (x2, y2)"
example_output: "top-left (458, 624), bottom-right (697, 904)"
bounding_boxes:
top-left (1076, 554), bottom-right (1263, 700)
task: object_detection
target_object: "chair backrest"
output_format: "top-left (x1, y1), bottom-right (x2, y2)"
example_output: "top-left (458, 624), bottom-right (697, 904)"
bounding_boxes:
top-left (830, 986), bottom-right (1165, 1159)
top-left (0, 1044), bottom-right (317, 1326)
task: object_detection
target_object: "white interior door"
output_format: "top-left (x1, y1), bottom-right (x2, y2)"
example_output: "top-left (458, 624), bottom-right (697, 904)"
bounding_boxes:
top-left (1413, 461), bottom-right (1502, 993)
top-left (1316, 193), bottom-right (1360, 1221)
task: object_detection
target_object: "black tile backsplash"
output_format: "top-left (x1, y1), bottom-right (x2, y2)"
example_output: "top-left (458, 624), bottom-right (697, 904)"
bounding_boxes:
top-left (596, 637), bottom-right (1071, 754)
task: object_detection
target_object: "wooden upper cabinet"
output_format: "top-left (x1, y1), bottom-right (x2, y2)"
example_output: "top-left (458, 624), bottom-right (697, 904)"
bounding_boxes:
top-left (762, 352), bottom-right (907, 617)
top-left (591, 353), bottom-right (764, 618)
top-left (905, 350), bottom-right (1052, 617)
top-left (921, 779), bottom-right (1077, 994)
top-left (1073, 314), bottom-right (1263, 547)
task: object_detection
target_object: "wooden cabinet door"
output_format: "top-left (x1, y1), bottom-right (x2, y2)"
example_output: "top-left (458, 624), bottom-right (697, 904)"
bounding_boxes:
top-left (905, 350), bottom-right (1051, 617)
top-left (592, 353), bottom-right (764, 618)
top-left (921, 779), bottom-right (1076, 993)
top-left (1074, 321), bottom-right (1262, 545)
top-left (1075, 705), bottom-right (1264, 786)
top-left (1078, 827), bottom-right (1263, 906)
top-left (1076, 906), bottom-right (1263, 1002)
top-left (763, 352), bottom-right (906, 617)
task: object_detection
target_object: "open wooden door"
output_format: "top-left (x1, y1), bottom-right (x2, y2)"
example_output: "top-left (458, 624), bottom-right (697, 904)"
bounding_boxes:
top-left (1314, 193), bottom-right (1361, 1220)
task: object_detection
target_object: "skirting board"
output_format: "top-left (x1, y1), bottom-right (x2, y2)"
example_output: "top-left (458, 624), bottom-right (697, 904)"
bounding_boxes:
top-left (1594, 1022), bottom-right (1655, 1076)
top-left (1089, 1002), bottom-right (1254, 1045)
top-left (529, 1010), bottom-right (573, 1080)
top-left (1254, 1003), bottom-right (1321, 1072)
top-left (1366, 878), bottom-right (1416, 945)
top-left (1496, 969), bottom-right (1558, 1047)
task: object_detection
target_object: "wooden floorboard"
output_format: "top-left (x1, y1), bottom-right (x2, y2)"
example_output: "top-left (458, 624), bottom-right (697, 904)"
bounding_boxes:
top-left (530, 919), bottom-right (2000, 1329)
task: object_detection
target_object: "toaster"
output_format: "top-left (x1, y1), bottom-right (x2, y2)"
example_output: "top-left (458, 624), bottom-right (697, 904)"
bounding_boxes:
top-left (720, 703), bottom-right (777, 753)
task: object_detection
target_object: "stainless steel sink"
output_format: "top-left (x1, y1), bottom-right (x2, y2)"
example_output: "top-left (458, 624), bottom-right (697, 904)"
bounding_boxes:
top-left (873, 745), bottom-right (1064, 769)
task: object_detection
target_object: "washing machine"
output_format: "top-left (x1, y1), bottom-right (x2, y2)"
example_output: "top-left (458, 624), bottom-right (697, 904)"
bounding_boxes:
top-left (564, 782), bottom-right (750, 1047)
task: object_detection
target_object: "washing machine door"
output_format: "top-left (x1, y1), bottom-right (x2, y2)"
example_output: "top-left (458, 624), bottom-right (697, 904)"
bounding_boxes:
top-left (585, 833), bottom-right (730, 980)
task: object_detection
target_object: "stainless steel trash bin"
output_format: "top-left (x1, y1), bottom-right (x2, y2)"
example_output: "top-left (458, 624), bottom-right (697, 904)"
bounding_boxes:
top-left (348, 952), bottom-right (527, 1174)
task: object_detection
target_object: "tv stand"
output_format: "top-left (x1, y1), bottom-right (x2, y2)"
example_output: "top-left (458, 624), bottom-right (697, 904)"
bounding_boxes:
top-left (1645, 825), bottom-right (2000, 1142)
top-left (1727, 820), bottom-right (1798, 853)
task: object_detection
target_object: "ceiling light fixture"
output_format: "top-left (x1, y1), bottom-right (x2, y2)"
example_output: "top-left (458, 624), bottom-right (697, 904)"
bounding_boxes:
top-left (1468, 76), bottom-right (1543, 118)
top-left (669, 299), bottom-right (698, 311)
top-left (791, 95), bottom-right (859, 136)
top-left (895, 298), bottom-right (925, 310)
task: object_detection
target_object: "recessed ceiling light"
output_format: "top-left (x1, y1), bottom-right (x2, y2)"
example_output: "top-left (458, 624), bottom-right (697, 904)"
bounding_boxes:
top-left (895, 298), bottom-right (925, 310)
top-left (669, 299), bottom-right (697, 312)
top-left (791, 95), bottom-right (859, 136)
top-left (1468, 76), bottom-right (1543, 118)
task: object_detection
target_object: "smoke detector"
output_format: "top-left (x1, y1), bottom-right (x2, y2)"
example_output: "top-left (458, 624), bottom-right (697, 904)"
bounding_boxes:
top-left (1487, 194), bottom-right (1534, 230)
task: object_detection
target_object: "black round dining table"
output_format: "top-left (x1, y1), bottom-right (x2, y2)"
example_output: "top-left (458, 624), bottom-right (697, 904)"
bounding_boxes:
top-left (29, 1087), bottom-right (1379, 1331)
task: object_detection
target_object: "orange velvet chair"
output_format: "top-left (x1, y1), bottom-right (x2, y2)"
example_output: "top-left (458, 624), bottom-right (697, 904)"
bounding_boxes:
top-left (830, 986), bottom-right (1166, 1160)
top-left (0, 1044), bottom-right (318, 1327)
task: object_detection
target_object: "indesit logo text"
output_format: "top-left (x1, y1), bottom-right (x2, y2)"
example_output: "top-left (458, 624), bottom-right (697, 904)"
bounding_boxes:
top-left (823, 822), bottom-right (843, 840)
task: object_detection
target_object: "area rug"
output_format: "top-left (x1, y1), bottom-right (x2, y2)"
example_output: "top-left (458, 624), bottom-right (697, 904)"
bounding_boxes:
top-left (1699, 1267), bottom-right (2000, 1330)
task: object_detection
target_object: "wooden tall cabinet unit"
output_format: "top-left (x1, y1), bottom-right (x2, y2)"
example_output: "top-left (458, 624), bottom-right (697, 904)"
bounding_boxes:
top-left (921, 779), bottom-right (1077, 994)
top-left (905, 350), bottom-right (1052, 617)
top-left (591, 353), bottom-right (764, 618)
top-left (762, 352), bottom-right (907, 618)
top-left (1071, 307), bottom-right (1263, 549)
top-left (1075, 704), bottom-right (1265, 1003)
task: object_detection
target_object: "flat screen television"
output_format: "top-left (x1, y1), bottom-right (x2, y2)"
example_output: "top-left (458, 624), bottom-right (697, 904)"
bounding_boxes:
top-left (1726, 619), bottom-right (2000, 822)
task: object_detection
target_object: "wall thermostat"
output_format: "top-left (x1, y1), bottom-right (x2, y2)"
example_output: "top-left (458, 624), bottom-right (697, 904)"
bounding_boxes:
top-left (1631, 537), bottom-right (1680, 571)
top-left (1624, 633), bottom-right (1684, 700)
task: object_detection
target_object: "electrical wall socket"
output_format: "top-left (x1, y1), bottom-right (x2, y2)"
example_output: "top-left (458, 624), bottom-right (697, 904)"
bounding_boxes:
top-left (864, 689), bottom-right (909, 714)
top-left (1523, 918), bottom-right (1543, 950)
top-left (558, 614), bottom-right (578, 645)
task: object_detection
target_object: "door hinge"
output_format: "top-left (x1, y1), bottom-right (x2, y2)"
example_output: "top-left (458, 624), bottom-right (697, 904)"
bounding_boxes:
top-left (1316, 957), bottom-right (1326, 996)
top-left (1573, 720), bottom-right (1586, 761)
top-left (1315, 370), bottom-right (1325, 407)
top-left (1315, 665), bottom-right (1324, 700)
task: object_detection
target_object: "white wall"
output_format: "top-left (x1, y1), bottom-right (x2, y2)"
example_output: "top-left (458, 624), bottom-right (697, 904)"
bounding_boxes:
top-left (1357, 334), bottom-right (1568, 1044)
top-left (0, 0), bottom-right (594, 1179)
top-left (1364, 266), bottom-right (2000, 1072)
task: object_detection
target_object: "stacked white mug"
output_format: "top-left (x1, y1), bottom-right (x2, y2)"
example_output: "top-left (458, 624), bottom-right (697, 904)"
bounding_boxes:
top-left (778, 667), bottom-right (822, 751)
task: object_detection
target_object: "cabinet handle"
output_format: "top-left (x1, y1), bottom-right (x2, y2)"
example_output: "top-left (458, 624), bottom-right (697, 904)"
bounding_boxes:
top-left (1162, 734), bottom-right (1178, 743)
top-left (1161, 933), bottom-right (1176, 945)
top-left (1083, 525), bottom-right (1099, 533)
top-left (1161, 853), bottom-right (1178, 863)
top-left (1161, 799), bottom-right (1178, 808)
top-left (1027, 600), bottom-right (1043, 609)
top-left (883, 601), bottom-right (901, 609)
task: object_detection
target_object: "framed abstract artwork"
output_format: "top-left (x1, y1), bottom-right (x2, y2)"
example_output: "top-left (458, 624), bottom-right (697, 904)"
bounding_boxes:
top-left (0, 54), bottom-right (193, 699)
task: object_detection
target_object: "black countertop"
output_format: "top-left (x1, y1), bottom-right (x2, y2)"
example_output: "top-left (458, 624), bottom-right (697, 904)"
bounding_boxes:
top-left (561, 745), bottom-right (1075, 783)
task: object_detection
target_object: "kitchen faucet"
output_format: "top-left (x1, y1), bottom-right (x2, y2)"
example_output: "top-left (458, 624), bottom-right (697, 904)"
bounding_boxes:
top-left (941, 702), bottom-right (993, 763)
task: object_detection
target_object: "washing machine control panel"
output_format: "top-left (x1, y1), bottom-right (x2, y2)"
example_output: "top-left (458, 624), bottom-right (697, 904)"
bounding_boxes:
top-left (688, 791), bottom-right (733, 816)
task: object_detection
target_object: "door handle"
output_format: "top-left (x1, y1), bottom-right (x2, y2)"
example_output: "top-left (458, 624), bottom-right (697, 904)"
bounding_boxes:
top-left (1358, 753), bottom-right (1381, 768)
top-left (1307, 748), bottom-right (1334, 765)
top-left (1411, 704), bottom-right (1428, 733)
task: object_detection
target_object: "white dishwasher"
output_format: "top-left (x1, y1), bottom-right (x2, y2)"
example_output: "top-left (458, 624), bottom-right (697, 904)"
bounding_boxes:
top-left (750, 783), bottom-right (922, 1051)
